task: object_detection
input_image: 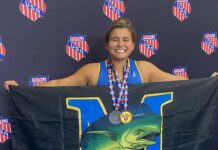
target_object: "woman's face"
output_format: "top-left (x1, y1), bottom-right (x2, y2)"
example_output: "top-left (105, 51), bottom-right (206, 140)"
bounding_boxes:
top-left (106, 28), bottom-right (135, 61)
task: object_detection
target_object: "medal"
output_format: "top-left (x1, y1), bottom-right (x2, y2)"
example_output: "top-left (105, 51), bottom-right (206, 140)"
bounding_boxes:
top-left (119, 110), bottom-right (132, 124)
top-left (107, 59), bottom-right (131, 125)
top-left (109, 110), bottom-right (121, 125)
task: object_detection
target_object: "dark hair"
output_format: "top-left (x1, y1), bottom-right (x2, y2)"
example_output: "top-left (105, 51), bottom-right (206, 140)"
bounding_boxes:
top-left (105, 18), bottom-right (136, 43)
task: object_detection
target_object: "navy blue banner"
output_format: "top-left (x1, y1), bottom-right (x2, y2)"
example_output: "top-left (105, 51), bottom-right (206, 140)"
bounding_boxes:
top-left (9, 78), bottom-right (218, 150)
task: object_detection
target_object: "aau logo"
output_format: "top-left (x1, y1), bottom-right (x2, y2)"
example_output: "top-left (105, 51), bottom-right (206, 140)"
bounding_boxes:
top-left (201, 32), bottom-right (218, 55)
top-left (172, 0), bottom-right (191, 22)
top-left (103, 0), bottom-right (126, 21)
top-left (19, 0), bottom-right (47, 22)
top-left (0, 36), bottom-right (6, 61)
top-left (139, 33), bottom-right (159, 58)
top-left (0, 118), bottom-right (11, 143)
top-left (172, 67), bottom-right (189, 79)
top-left (29, 74), bottom-right (49, 86)
top-left (65, 34), bottom-right (89, 61)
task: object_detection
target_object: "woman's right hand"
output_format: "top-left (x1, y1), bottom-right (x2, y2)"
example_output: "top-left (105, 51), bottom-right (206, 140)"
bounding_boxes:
top-left (4, 80), bottom-right (19, 90)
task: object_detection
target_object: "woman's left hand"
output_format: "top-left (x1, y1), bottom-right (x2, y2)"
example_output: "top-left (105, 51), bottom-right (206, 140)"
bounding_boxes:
top-left (211, 72), bottom-right (218, 77)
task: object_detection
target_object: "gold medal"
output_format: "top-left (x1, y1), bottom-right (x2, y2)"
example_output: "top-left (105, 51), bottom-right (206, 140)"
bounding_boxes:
top-left (119, 110), bottom-right (132, 124)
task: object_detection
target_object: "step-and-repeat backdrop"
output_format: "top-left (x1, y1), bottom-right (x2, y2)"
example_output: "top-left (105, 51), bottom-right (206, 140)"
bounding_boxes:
top-left (0, 0), bottom-right (218, 149)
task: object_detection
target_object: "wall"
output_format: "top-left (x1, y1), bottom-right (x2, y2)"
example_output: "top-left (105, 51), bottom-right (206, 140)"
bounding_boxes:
top-left (0, 0), bottom-right (217, 149)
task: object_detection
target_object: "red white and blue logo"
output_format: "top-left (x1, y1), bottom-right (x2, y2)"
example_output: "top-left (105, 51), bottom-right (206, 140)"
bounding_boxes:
top-left (19, 0), bottom-right (47, 22)
top-left (201, 32), bottom-right (218, 55)
top-left (103, 0), bottom-right (126, 21)
top-left (0, 118), bottom-right (11, 143)
top-left (0, 36), bottom-right (6, 61)
top-left (172, 0), bottom-right (191, 22)
top-left (29, 74), bottom-right (49, 86)
top-left (172, 66), bottom-right (189, 79)
top-left (66, 34), bottom-right (89, 61)
top-left (139, 33), bottom-right (159, 58)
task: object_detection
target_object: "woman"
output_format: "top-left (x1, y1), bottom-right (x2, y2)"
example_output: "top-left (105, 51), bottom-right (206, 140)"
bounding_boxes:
top-left (4, 18), bottom-right (217, 89)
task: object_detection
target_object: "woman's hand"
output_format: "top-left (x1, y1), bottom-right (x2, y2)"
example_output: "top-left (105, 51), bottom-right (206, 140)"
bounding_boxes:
top-left (4, 80), bottom-right (19, 90)
top-left (211, 72), bottom-right (218, 77)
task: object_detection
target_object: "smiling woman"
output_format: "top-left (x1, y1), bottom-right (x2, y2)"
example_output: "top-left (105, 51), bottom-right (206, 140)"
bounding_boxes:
top-left (7, 16), bottom-right (218, 88)
top-left (106, 28), bottom-right (134, 62)
top-left (4, 18), bottom-right (188, 90)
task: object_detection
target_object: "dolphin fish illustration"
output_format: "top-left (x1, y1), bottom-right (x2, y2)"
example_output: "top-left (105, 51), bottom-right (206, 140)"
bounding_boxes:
top-left (81, 103), bottom-right (161, 150)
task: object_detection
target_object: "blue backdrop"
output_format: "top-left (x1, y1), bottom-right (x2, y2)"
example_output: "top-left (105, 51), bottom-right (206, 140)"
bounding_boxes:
top-left (0, 0), bottom-right (217, 149)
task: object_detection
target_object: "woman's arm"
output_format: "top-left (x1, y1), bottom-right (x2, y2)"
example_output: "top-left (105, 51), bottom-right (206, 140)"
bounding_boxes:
top-left (137, 61), bottom-right (187, 83)
top-left (4, 63), bottom-right (99, 89)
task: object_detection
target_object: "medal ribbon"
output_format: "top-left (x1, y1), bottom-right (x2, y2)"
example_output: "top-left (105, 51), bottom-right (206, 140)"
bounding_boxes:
top-left (107, 59), bottom-right (130, 110)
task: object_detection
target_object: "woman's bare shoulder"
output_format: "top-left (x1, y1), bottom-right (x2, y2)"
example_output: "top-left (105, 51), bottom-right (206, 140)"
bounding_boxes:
top-left (136, 60), bottom-right (155, 70)
top-left (81, 62), bottom-right (100, 71)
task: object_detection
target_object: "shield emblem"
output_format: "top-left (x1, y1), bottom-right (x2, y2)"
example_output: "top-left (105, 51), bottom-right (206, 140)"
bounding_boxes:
top-left (201, 32), bottom-right (218, 55)
top-left (103, 0), bottom-right (126, 21)
top-left (19, 0), bottom-right (47, 22)
top-left (65, 34), bottom-right (89, 61)
top-left (0, 118), bottom-right (11, 143)
top-left (172, 0), bottom-right (191, 22)
top-left (172, 67), bottom-right (189, 79)
top-left (29, 74), bottom-right (49, 86)
top-left (0, 37), bottom-right (6, 61)
top-left (139, 33), bottom-right (159, 58)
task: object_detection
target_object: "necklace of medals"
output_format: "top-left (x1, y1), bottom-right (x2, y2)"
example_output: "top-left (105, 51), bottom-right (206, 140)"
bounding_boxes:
top-left (107, 59), bottom-right (132, 125)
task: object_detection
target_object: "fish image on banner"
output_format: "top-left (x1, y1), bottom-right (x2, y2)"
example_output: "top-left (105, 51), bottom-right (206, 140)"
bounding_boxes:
top-left (201, 32), bottom-right (218, 55)
top-left (172, 66), bottom-right (189, 79)
top-left (29, 74), bottom-right (49, 86)
top-left (81, 103), bottom-right (161, 150)
top-left (0, 36), bottom-right (6, 61)
top-left (139, 33), bottom-right (159, 58)
top-left (66, 34), bottom-right (89, 61)
top-left (172, 0), bottom-right (191, 22)
top-left (19, 0), bottom-right (47, 22)
top-left (0, 118), bottom-right (11, 143)
top-left (103, 0), bottom-right (126, 21)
